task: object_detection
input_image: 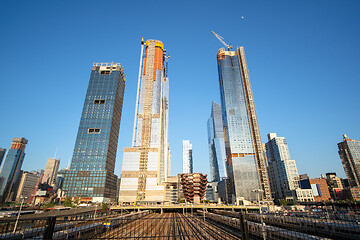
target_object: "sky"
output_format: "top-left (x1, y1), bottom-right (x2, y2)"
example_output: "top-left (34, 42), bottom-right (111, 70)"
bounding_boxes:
top-left (0, 0), bottom-right (359, 179)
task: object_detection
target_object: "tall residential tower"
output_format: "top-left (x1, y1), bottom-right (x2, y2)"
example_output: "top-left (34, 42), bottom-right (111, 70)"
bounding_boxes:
top-left (62, 63), bottom-right (125, 202)
top-left (265, 133), bottom-right (300, 202)
top-left (217, 47), bottom-right (271, 202)
top-left (182, 140), bottom-right (193, 174)
top-left (119, 39), bottom-right (170, 203)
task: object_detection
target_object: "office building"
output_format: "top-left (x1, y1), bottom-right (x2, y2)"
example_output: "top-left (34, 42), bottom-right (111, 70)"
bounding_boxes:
top-left (338, 134), bottom-right (360, 188)
top-left (42, 158), bottom-right (60, 187)
top-left (265, 133), bottom-right (300, 202)
top-left (0, 148), bottom-right (6, 167)
top-left (62, 63), bottom-right (126, 203)
top-left (182, 140), bottom-right (193, 174)
top-left (207, 101), bottom-right (227, 182)
top-left (119, 39), bottom-right (170, 203)
top-left (0, 137), bottom-right (28, 202)
top-left (216, 47), bottom-right (271, 202)
top-left (15, 171), bottom-right (39, 202)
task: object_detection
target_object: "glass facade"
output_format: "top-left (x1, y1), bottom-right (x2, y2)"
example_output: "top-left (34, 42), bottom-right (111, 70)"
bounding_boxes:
top-left (338, 135), bottom-right (360, 188)
top-left (62, 63), bottom-right (125, 202)
top-left (217, 47), bottom-right (270, 201)
top-left (0, 138), bottom-right (27, 202)
top-left (207, 101), bottom-right (227, 182)
top-left (0, 148), bottom-right (5, 167)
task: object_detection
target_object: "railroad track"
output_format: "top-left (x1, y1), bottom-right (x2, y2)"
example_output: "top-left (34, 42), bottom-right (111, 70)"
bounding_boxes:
top-left (94, 212), bottom-right (240, 239)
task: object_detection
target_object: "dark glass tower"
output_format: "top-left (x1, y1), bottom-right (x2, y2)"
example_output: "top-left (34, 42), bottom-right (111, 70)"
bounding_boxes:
top-left (338, 134), bottom-right (360, 188)
top-left (62, 63), bottom-right (125, 202)
top-left (217, 47), bottom-right (271, 202)
top-left (0, 138), bottom-right (28, 202)
top-left (0, 148), bottom-right (6, 167)
top-left (207, 101), bottom-right (227, 182)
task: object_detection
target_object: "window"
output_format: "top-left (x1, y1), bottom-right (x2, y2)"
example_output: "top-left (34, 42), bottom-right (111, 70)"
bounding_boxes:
top-left (94, 99), bottom-right (105, 104)
top-left (88, 128), bottom-right (101, 134)
top-left (100, 71), bottom-right (110, 75)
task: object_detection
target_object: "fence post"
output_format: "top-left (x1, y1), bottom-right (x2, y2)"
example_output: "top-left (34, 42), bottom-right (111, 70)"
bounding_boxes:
top-left (239, 212), bottom-right (248, 240)
top-left (43, 216), bottom-right (56, 240)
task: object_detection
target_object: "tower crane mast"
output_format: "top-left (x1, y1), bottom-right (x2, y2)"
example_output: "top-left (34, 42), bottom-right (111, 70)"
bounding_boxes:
top-left (212, 31), bottom-right (233, 51)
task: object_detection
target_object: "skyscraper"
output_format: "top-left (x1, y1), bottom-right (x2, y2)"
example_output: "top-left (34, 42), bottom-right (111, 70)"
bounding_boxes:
top-left (0, 148), bottom-right (6, 167)
top-left (216, 47), bottom-right (271, 202)
top-left (338, 134), bottom-right (360, 188)
top-left (183, 140), bottom-right (193, 174)
top-left (0, 138), bottom-right (28, 202)
top-left (119, 39), bottom-right (170, 203)
top-left (265, 133), bottom-right (300, 202)
top-left (207, 101), bottom-right (227, 182)
top-left (15, 171), bottom-right (39, 202)
top-left (42, 158), bottom-right (60, 187)
top-left (62, 63), bottom-right (125, 203)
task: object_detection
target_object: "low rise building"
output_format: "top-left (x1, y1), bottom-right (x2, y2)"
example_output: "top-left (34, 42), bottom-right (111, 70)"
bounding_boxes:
top-left (295, 189), bottom-right (314, 202)
top-left (299, 174), bottom-right (331, 202)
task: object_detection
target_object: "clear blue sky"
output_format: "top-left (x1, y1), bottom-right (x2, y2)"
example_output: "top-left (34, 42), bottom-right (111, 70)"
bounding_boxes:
top-left (1, 0), bottom-right (359, 179)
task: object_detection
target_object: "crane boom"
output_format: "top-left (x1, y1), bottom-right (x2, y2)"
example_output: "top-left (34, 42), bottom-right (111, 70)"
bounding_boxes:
top-left (212, 31), bottom-right (233, 50)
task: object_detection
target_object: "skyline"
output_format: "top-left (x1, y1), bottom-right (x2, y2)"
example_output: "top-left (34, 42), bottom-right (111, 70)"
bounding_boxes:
top-left (1, 0), bottom-right (360, 179)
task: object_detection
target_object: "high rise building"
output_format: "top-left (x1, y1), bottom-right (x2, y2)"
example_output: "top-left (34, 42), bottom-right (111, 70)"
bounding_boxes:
top-left (338, 134), bottom-right (360, 188)
top-left (62, 63), bottom-right (125, 203)
top-left (0, 148), bottom-right (6, 167)
top-left (182, 140), bottom-right (193, 174)
top-left (216, 47), bottom-right (271, 202)
top-left (0, 138), bottom-right (28, 202)
top-left (207, 101), bottom-right (227, 182)
top-left (265, 133), bottom-right (300, 201)
top-left (15, 171), bottom-right (39, 202)
top-left (42, 158), bottom-right (60, 187)
top-left (119, 39), bottom-right (170, 203)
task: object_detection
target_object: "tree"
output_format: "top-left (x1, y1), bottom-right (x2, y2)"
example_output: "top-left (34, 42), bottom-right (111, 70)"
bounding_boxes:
top-left (102, 203), bottom-right (108, 212)
top-left (279, 199), bottom-right (288, 206)
top-left (63, 196), bottom-right (74, 208)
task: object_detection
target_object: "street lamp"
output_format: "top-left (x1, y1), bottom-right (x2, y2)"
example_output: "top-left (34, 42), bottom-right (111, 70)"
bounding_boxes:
top-left (13, 196), bottom-right (27, 233)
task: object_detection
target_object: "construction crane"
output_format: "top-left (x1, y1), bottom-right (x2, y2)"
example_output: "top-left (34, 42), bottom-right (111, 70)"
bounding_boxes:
top-left (212, 31), bottom-right (233, 51)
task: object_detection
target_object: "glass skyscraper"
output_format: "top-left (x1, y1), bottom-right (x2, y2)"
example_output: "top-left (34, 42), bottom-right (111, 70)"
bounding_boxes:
top-left (207, 101), bottom-right (227, 182)
top-left (0, 148), bottom-right (6, 167)
top-left (338, 134), bottom-right (360, 188)
top-left (182, 140), bottom-right (193, 174)
top-left (62, 63), bottom-right (125, 203)
top-left (0, 138), bottom-right (28, 202)
top-left (217, 47), bottom-right (271, 202)
top-left (119, 39), bottom-right (170, 203)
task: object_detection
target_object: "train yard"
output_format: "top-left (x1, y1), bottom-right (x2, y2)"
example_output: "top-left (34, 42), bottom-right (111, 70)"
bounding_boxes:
top-left (97, 212), bottom-right (240, 239)
top-left (0, 207), bottom-right (359, 239)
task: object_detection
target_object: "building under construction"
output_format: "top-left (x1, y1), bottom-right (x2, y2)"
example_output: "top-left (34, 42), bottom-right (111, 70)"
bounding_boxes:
top-left (216, 44), bottom-right (271, 202)
top-left (119, 39), bottom-right (170, 203)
